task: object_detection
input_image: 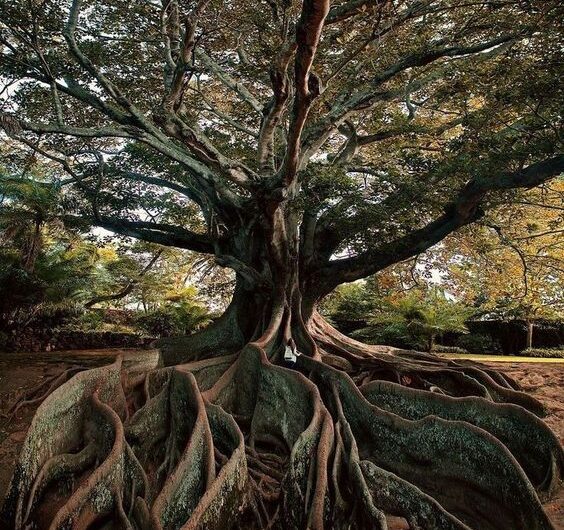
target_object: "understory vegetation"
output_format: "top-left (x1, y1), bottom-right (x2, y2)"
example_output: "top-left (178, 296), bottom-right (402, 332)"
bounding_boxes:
top-left (0, 176), bottom-right (224, 345)
top-left (520, 348), bottom-right (564, 359)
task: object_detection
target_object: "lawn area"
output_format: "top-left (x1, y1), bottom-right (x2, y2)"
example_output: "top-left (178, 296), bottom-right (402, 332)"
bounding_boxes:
top-left (440, 353), bottom-right (564, 363)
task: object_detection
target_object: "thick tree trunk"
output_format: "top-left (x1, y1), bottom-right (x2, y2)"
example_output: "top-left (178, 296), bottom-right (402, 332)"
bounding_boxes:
top-left (158, 203), bottom-right (322, 365)
top-left (2, 207), bottom-right (563, 530)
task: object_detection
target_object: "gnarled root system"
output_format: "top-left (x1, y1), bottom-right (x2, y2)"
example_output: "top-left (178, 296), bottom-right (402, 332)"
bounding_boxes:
top-left (2, 341), bottom-right (562, 529)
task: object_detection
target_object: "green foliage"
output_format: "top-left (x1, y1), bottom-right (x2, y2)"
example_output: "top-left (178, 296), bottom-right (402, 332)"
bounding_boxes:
top-left (519, 348), bottom-right (564, 359)
top-left (364, 289), bottom-right (474, 351)
top-left (325, 283), bottom-right (476, 351)
top-left (352, 320), bottom-right (427, 351)
top-left (73, 311), bottom-right (107, 332)
top-left (0, 170), bottom-right (218, 335)
top-left (0, 265), bottom-right (45, 316)
top-left (456, 333), bottom-right (502, 355)
top-left (135, 300), bottom-right (212, 338)
top-left (320, 282), bottom-right (375, 328)
top-left (431, 345), bottom-right (469, 354)
top-left (1, 0), bottom-right (561, 345)
top-left (0, 234), bottom-right (103, 329)
top-left (1, 0), bottom-right (561, 272)
top-left (134, 285), bottom-right (212, 337)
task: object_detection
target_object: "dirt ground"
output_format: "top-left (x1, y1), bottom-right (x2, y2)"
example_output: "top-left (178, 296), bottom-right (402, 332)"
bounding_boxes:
top-left (0, 351), bottom-right (562, 528)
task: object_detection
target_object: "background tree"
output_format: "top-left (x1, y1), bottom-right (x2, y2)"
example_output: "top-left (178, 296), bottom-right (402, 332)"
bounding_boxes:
top-left (0, 169), bottom-right (99, 328)
top-left (431, 182), bottom-right (564, 348)
top-left (1, 1), bottom-right (563, 529)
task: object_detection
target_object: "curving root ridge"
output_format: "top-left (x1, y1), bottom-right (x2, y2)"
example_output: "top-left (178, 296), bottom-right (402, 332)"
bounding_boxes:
top-left (1, 342), bottom-right (562, 530)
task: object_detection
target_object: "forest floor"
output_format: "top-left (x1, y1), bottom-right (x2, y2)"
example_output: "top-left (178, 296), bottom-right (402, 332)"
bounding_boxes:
top-left (0, 349), bottom-right (562, 529)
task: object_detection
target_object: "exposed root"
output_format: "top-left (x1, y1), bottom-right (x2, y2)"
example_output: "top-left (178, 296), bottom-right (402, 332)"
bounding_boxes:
top-left (301, 355), bottom-right (558, 530)
top-left (2, 365), bottom-right (85, 424)
top-left (361, 379), bottom-right (564, 500)
top-left (312, 314), bottom-right (547, 418)
top-left (21, 440), bottom-right (98, 525)
top-left (2, 338), bottom-right (562, 530)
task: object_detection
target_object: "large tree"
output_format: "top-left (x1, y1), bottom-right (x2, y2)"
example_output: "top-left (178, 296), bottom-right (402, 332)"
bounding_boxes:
top-left (1, 1), bottom-right (563, 529)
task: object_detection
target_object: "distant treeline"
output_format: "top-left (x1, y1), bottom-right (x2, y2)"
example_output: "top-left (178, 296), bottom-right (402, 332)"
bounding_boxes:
top-left (465, 320), bottom-right (563, 355)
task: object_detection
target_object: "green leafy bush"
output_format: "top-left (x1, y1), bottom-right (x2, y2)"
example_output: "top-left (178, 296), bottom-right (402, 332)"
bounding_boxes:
top-left (74, 310), bottom-right (105, 331)
top-left (135, 302), bottom-right (211, 337)
top-left (352, 322), bottom-right (427, 350)
top-left (456, 333), bottom-right (501, 354)
top-left (320, 282), bottom-right (374, 331)
top-left (432, 345), bottom-right (469, 354)
top-left (519, 348), bottom-right (564, 359)
top-left (351, 289), bottom-right (473, 352)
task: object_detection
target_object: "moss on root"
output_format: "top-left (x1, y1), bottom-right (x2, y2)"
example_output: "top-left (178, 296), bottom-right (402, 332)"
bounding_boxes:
top-left (1, 344), bottom-right (562, 530)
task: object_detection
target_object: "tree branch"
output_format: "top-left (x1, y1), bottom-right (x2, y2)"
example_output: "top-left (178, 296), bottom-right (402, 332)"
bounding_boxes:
top-left (86, 217), bottom-right (215, 254)
top-left (163, 0), bottom-right (212, 110)
top-left (84, 249), bottom-right (163, 308)
top-left (281, 0), bottom-right (330, 188)
top-left (257, 40), bottom-right (296, 173)
top-left (312, 155), bottom-right (564, 295)
top-left (302, 35), bottom-right (516, 162)
top-left (17, 120), bottom-right (137, 139)
top-left (194, 48), bottom-right (263, 113)
top-left (64, 0), bottom-right (147, 125)
top-left (325, 0), bottom-right (383, 24)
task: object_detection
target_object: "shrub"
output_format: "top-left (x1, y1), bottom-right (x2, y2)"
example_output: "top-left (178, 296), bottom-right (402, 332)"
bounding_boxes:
top-left (351, 322), bottom-right (427, 351)
top-left (519, 348), bottom-right (564, 359)
top-left (74, 310), bottom-right (105, 331)
top-left (135, 308), bottom-right (177, 337)
top-left (456, 333), bottom-right (501, 354)
top-left (432, 345), bottom-right (469, 354)
top-left (135, 302), bottom-right (211, 337)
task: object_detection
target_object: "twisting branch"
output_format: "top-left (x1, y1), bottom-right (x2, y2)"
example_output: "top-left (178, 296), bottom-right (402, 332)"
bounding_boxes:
top-left (64, 0), bottom-right (147, 125)
top-left (303, 35), bottom-right (517, 161)
top-left (483, 222), bottom-right (529, 300)
top-left (163, 0), bottom-right (212, 110)
top-left (257, 40), bottom-right (296, 173)
top-left (84, 250), bottom-right (164, 308)
top-left (193, 87), bottom-right (259, 138)
top-left (325, 0), bottom-right (384, 24)
top-left (153, 112), bottom-right (256, 189)
top-left (194, 49), bottom-right (263, 113)
top-left (61, 0), bottom-right (243, 196)
top-left (281, 0), bottom-right (330, 188)
top-left (85, 217), bottom-right (215, 254)
top-left (15, 120), bottom-right (137, 139)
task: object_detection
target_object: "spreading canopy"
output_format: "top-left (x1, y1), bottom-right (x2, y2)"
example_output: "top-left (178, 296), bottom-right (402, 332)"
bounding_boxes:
top-left (1, 0), bottom-right (563, 300)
